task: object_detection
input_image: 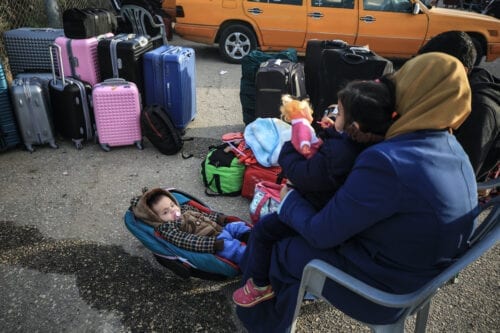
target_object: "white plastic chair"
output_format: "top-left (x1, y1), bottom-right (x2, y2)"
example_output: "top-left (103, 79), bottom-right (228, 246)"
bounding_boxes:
top-left (290, 178), bottom-right (499, 333)
top-left (120, 4), bottom-right (167, 46)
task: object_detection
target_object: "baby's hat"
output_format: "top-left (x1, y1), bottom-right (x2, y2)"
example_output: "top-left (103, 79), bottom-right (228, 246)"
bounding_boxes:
top-left (130, 187), bottom-right (180, 228)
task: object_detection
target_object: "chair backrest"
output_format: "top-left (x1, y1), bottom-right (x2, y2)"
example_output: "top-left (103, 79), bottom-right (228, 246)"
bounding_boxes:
top-left (290, 194), bottom-right (499, 333)
top-left (120, 4), bottom-right (167, 45)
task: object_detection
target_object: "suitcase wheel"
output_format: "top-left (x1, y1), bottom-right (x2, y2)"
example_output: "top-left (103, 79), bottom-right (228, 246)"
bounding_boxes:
top-left (73, 139), bottom-right (83, 150)
top-left (135, 140), bottom-right (143, 150)
top-left (100, 143), bottom-right (111, 152)
top-left (25, 144), bottom-right (35, 153)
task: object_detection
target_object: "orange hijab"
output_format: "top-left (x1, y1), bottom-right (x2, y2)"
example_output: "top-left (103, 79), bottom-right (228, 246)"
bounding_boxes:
top-left (386, 52), bottom-right (471, 139)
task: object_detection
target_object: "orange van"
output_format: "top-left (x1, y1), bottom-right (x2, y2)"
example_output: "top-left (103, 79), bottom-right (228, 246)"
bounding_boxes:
top-left (174, 0), bottom-right (500, 63)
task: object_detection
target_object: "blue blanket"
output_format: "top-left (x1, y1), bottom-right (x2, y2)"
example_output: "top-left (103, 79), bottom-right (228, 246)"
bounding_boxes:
top-left (244, 118), bottom-right (291, 167)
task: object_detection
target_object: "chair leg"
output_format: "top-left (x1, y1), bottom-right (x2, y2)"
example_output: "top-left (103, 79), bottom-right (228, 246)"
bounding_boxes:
top-left (414, 301), bottom-right (431, 333)
top-left (369, 319), bottom-right (405, 333)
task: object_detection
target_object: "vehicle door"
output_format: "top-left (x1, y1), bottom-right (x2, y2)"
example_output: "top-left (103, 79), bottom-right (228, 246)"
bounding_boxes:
top-left (355, 0), bottom-right (428, 57)
top-left (305, 0), bottom-right (359, 46)
top-left (243, 0), bottom-right (307, 48)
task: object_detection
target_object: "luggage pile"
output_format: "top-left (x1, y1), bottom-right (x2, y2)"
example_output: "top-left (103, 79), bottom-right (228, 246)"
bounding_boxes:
top-left (1, 6), bottom-right (196, 153)
top-left (224, 39), bottom-right (395, 221)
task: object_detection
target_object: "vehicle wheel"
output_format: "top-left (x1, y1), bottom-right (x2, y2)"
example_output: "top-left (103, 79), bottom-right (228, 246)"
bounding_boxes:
top-left (471, 37), bottom-right (485, 66)
top-left (219, 24), bottom-right (257, 64)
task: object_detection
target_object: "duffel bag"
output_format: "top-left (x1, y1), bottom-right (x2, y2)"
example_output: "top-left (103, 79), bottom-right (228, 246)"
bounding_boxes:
top-left (201, 144), bottom-right (246, 196)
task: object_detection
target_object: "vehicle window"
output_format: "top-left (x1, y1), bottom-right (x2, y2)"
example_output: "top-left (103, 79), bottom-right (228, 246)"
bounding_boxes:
top-left (312, 0), bottom-right (354, 8)
top-left (363, 0), bottom-right (411, 11)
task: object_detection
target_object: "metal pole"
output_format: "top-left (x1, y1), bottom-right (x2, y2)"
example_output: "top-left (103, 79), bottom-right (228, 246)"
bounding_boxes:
top-left (45, 0), bottom-right (62, 28)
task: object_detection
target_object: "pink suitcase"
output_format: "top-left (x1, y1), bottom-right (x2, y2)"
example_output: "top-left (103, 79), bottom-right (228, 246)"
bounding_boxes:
top-left (55, 33), bottom-right (113, 86)
top-left (92, 78), bottom-right (143, 151)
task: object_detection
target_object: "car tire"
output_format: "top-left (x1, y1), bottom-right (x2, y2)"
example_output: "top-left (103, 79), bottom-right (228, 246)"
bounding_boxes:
top-left (219, 24), bottom-right (257, 64)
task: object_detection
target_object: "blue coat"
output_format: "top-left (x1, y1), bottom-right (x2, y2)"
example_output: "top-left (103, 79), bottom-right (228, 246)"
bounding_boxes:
top-left (237, 130), bottom-right (478, 332)
top-left (279, 130), bottom-right (365, 210)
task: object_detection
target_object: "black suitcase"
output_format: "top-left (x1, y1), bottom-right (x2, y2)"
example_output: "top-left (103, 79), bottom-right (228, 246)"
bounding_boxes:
top-left (63, 8), bottom-right (118, 39)
top-left (317, 46), bottom-right (394, 120)
top-left (97, 33), bottom-right (153, 98)
top-left (255, 59), bottom-right (306, 119)
top-left (240, 48), bottom-right (298, 125)
top-left (49, 44), bottom-right (95, 150)
top-left (305, 39), bottom-right (349, 114)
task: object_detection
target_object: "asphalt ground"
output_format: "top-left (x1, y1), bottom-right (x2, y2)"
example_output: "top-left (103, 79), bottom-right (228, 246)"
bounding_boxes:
top-left (0, 34), bottom-right (498, 332)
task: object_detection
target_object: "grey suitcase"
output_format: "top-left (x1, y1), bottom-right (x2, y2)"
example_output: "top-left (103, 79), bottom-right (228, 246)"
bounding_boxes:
top-left (14, 72), bottom-right (54, 110)
top-left (10, 77), bottom-right (58, 152)
top-left (3, 28), bottom-right (64, 76)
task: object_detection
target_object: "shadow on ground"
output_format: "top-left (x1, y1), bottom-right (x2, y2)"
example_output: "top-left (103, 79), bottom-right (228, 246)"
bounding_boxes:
top-left (0, 221), bottom-right (239, 332)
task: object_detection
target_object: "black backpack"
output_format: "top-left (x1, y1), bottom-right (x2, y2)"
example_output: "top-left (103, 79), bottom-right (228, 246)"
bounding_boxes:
top-left (141, 104), bottom-right (186, 155)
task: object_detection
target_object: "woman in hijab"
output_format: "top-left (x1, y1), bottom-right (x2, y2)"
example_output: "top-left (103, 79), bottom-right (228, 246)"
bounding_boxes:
top-left (235, 52), bottom-right (479, 332)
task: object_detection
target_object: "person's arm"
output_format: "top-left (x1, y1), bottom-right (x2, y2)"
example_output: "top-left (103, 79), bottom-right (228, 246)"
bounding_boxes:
top-left (181, 204), bottom-right (227, 226)
top-left (278, 148), bottom-right (401, 248)
top-left (155, 222), bottom-right (223, 253)
top-left (278, 138), bottom-right (359, 192)
top-left (455, 97), bottom-right (498, 178)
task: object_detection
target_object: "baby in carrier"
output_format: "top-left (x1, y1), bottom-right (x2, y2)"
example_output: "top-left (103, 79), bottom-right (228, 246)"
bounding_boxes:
top-left (131, 187), bottom-right (250, 264)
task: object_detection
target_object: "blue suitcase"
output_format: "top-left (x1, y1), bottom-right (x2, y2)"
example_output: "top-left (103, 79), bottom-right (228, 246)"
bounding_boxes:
top-left (0, 63), bottom-right (21, 151)
top-left (143, 45), bottom-right (196, 129)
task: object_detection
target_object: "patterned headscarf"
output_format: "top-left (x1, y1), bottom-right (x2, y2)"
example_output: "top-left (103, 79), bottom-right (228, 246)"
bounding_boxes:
top-left (386, 52), bottom-right (471, 139)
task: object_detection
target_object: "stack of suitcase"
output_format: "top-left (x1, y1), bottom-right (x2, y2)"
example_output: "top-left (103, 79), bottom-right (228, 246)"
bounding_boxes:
top-left (97, 33), bottom-right (154, 98)
top-left (254, 58), bottom-right (306, 119)
top-left (1, 6), bottom-right (198, 153)
top-left (304, 39), bottom-right (394, 121)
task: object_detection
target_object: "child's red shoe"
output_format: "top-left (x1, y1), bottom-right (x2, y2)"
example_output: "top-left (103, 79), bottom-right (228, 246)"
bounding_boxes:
top-left (232, 278), bottom-right (275, 307)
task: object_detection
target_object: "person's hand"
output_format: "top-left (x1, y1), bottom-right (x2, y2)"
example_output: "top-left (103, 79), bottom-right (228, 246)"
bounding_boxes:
top-left (300, 144), bottom-right (311, 155)
top-left (280, 183), bottom-right (293, 201)
top-left (317, 115), bottom-right (335, 129)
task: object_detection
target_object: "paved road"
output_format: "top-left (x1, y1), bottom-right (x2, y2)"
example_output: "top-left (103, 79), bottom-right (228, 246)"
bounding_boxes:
top-left (0, 34), bottom-right (498, 332)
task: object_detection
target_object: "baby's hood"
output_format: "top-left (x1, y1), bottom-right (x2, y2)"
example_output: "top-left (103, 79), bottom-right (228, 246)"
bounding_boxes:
top-left (131, 188), bottom-right (180, 228)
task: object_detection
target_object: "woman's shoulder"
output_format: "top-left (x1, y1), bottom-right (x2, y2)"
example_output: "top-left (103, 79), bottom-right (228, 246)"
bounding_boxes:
top-left (359, 130), bottom-right (459, 166)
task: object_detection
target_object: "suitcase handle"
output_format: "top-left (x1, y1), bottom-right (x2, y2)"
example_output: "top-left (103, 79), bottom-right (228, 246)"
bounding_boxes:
top-left (49, 43), bottom-right (66, 86)
top-left (349, 46), bottom-right (371, 54)
top-left (322, 39), bottom-right (348, 48)
top-left (341, 52), bottom-right (367, 65)
top-left (99, 78), bottom-right (129, 86)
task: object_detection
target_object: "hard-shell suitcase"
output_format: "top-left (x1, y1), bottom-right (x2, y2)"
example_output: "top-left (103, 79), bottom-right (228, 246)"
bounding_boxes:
top-left (63, 8), bottom-right (118, 39)
top-left (317, 46), bottom-right (394, 117)
top-left (10, 77), bottom-right (58, 152)
top-left (92, 78), bottom-right (143, 151)
top-left (54, 33), bottom-right (113, 86)
top-left (255, 58), bottom-right (306, 118)
top-left (15, 72), bottom-right (55, 111)
top-left (49, 44), bottom-right (95, 150)
top-left (143, 45), bottom-right (196, 129)
top-left (305, 39), bottom-right (349, 114)
top-left (0, 63), bottom-right (21, 151)
top-left (3, 28), bottom-right (64, 77)
top-left (97, 33), bottom-right (153, 96)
